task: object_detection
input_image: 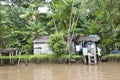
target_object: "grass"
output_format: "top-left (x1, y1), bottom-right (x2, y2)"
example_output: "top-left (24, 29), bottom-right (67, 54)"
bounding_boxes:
top-left (101, 54), bottom-right (120, 62)
top-left (1, 54), bottom-right (31, 59)
top-left (31, 54), bottom-right (83, 63)
top-left (1, 54), bottom-right (83, 64)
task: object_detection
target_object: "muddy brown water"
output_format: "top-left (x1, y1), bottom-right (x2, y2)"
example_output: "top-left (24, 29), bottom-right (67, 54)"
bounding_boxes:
top-left (0, 63), bottom-right (120, 80)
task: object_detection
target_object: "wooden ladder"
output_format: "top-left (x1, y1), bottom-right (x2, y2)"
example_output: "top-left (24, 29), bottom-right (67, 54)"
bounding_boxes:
top-left (88, 53), bottom-right (97, 64)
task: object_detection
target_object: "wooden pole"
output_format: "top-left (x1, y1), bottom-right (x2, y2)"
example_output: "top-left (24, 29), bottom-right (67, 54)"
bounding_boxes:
top-left (0, 53), bottom-right (3, 65)
top-left (68, 0), bottom-right (74, 64)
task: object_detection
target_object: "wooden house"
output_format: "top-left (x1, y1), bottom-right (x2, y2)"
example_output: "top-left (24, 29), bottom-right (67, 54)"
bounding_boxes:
top-left (66, 34), bottom-right (101, 64)
top-left (76, 35), bottom-right (101, 64)
top-left (33, 36), bottom-right (52, 54)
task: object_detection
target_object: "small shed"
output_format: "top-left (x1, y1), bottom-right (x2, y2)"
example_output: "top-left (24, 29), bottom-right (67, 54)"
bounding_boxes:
top-left (33, 36), bottom-right (52, 54)
top-left (76, 35), bottom-right (101, 64)
top-left (76, 35), bottom-right (101, 53)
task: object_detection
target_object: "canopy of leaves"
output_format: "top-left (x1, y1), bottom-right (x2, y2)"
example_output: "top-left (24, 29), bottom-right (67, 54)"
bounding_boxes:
top-left (0, 0), bottom-right (120, 54)
top-left (48, 33), bottom-right (67, 55)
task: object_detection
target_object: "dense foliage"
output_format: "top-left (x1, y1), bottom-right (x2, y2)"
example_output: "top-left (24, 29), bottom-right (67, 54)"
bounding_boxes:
top-left (0, 0), bottom-right (120, 54)
top-left (48, 33), bottom-right (66, 55)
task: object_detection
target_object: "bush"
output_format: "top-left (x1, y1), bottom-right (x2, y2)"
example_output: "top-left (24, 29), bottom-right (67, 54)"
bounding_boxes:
top-left (101, 54), bottom-right (120, 62)
top-left (1, 54), bottom-right (83, 64)
top-left (31, 54), bottom-right (83, 63)
top-left (48, 33), bottom-right (67, 55)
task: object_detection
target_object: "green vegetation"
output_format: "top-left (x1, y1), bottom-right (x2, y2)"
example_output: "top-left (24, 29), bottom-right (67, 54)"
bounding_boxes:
top-left (0, 0), bottom-right (120, 61)
top-left (48, 33), bottom-right (67, 55)
top-left (101, 54), bottom-right (120, 62)
top-left (1, 54), bottom-right (83, 64)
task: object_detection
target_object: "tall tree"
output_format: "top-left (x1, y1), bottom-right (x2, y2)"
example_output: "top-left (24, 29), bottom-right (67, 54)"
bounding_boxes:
top-left (85, 0), bottom-right (120, 52)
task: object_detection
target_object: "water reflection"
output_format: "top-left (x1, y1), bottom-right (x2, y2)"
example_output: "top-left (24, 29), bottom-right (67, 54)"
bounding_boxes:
top-left (0, 63), bottom-right (120, 80)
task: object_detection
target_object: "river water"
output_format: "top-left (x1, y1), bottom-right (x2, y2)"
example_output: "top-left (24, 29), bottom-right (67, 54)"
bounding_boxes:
top-left (0, 63), bottom-right (120, 80)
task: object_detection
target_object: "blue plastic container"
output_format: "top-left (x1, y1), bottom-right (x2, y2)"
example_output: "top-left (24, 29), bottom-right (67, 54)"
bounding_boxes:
top-left (111, 51), bottom-right (120, 54)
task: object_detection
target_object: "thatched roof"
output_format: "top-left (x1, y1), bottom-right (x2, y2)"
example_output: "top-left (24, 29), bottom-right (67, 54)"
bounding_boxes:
top-left (64, 34), bottom-right (100, 43)
top-left (64, 34), bottom-right (81, 41)
top-left (85, 35), bottom-right (100, 42)
top-left (33, 36), bottom-right (49, 43)
top-left (77, 35), bottom-right (100, 42)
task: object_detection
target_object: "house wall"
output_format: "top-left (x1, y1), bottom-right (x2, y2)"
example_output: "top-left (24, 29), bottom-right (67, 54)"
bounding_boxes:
top-left (34, 42), bottom-right (52, 54)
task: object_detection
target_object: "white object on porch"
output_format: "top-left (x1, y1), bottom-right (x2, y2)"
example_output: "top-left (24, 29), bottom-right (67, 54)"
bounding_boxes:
top-left (82, 48), bottom-right (88, 56)
top-left (97, 47), bottom-right (101, 56)
top-left (76, 45), bottom-right (80, 51)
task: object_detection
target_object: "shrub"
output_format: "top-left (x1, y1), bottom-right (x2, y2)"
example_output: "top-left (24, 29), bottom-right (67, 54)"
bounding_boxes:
top-left (101, 54), bottom-right (120, 62)
top-left (48, 33), bottom-right (67, 55)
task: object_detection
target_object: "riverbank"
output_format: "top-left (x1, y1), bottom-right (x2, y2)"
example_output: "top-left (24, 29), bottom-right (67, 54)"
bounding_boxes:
top-left (1, 53), bottom-right (120, 65)
top-left (101, 54), bottom-right (120, 62)
top-left (1, 54), bottom-right (83, 65)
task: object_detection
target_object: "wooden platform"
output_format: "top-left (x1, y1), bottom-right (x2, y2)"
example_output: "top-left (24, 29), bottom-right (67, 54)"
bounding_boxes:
top-left (0, 48), bottom-right (21, 65)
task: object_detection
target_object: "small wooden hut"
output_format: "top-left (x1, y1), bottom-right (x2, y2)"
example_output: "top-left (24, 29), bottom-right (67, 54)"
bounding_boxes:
top-left (33, 36), bottom-right (52, 54)
top-left (76, 35), bottom-right (100, 52)
top-left (76, 35), bottom-right (101, 64)
top-left (65, 34), bottom-right (101, 64)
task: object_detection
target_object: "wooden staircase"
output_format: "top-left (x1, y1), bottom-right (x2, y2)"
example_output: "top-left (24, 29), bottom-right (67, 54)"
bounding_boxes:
top-left (88, 53), bottom-right (97, 64)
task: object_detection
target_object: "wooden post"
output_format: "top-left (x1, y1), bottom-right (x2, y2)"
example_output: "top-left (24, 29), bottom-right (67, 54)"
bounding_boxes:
top-left (83, 56), bottom-right (87, 64)
top-left (18, 50), bottom-right (21, 65)
top-left (11, 51), bottom-right (14, 65)
top-left (9, 52), bottom-right (12, 65)
top-left (0, 53), bottom-right (3, 65)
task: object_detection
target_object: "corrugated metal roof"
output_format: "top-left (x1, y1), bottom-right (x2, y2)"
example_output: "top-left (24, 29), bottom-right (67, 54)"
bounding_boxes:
top-left (33, 36), bottom-right (49, 43)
